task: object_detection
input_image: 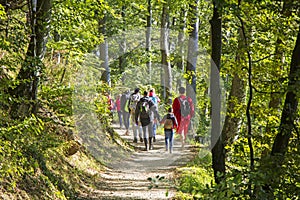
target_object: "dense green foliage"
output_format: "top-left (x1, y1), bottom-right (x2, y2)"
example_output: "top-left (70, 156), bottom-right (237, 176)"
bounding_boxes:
top-left (176, 1), bottom-right (300, 199)
top-left (0, 0), bottom-right (300, 199)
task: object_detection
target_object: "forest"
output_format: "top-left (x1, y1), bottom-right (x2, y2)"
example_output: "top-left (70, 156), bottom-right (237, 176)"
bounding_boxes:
top-left (0, 0), bottom-right (300, 199)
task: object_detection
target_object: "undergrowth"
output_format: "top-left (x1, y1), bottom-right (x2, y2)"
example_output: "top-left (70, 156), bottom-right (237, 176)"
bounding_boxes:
top-left (174, 148), bottom-right (214, 199)
top-left (0, 115), bottom-right (107, 200)
top-left (175, 141), bottom-right (300, 199)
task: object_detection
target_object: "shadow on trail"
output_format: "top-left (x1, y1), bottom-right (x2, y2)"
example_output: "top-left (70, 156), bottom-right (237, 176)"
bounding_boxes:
top-left (107, 125), bottom-right (199, 171)
top-left (79, 124), bottom-right (200, 200)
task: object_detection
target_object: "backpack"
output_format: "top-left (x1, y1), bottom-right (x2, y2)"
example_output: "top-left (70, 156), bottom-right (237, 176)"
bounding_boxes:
top-left (129, 93), bottom-right (139, 110)
top-left (124, 99), bottom-right (129, 112)
top-left (179, 97), bottom-right (191, 117)
top-left (139, 98), bottom-right (151, 119)
top-left (164, 117), bottom-right (173, 129)
top-left (121, 92), bottom-right (130, 112)
top-left (151, 96), bottom-right (157, 105)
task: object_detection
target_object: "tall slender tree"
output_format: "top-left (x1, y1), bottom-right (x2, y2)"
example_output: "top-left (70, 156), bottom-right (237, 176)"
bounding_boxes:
top-left (186, 0), bottom-right (199, 97)
top-left (146, 0), bottom-right (152, 82)
top-left (271, 24), bottom-right (300, 157)
top-left (222, 28), bottom-right (246, 146)
top-left (265, 0), bottom-right (293, 136)
top-left (98, 11), bottom-right (110, 86)
top-left (160, 0), bottom-right (172, 100)
top-left (119, 4), bottom-right (127, 80)
top-left (10, 0), bottom-right (52, 119)
top-left (210, 0), bottom-right (225, 184)
top-left (176, 8), bottom-right (187, 90)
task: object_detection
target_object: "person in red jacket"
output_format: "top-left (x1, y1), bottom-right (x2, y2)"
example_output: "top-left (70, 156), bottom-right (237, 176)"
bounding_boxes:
top-left (172, 86), bottom-right (194, 147)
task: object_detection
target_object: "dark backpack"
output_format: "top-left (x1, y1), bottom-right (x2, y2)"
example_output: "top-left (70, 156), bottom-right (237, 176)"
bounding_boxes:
top-left (179, 97), bottom-right (191, 117)
top-left (139, 98), bottom-right (151, 119)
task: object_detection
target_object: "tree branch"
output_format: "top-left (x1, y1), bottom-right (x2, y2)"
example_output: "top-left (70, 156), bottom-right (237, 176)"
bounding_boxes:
top-left (252, 54), bottom-right (276, 63)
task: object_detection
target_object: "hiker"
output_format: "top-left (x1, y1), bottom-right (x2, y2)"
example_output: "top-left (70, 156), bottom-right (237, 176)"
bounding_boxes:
top-left (149, 88), bottom-right (160, 142)
top-left (160, 108), bottom-right (178, 153)
top-left (115, 94), bottom-right (123, 128)
top-left (120, 90), bottom-right (130, 135)
top-left (106, 93), bottom-right (114, 111)
top-left (128, 88), bottom-right (143, 142)
top-left (172, 86), bottom-right (194, 147)
top-left (106, 92), bottom-right (115, 122)
top-left (135, 91), bottom-right (160, 151)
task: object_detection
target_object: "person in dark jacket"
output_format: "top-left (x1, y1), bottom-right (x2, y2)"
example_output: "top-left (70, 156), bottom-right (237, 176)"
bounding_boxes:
top-left (120, 90), bottom-right (130, 135)
top-left (135, 91), bottom-right (160, 151)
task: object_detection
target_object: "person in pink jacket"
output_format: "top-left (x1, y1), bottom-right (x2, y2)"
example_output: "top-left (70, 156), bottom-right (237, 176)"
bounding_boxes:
top-left (115, 94), bottom-right (123, 128)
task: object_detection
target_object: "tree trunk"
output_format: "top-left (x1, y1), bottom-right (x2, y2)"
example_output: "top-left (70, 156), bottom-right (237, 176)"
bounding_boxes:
top-left (271, 24), bottom-right (300, 156)
top-left (238, 8), bottom-right (255, 196)
top-left (99, 13), bottom-right (110, 85)
top-left (210, 1), bottom-right (225, 184)
top-left (176, 9), bottom-right (187, 90)
top-left (10, 0), bottom-right (52, 119)
top-left (119, 5), bottom-right (126, 81)
top-left (186, 0), bottom-right (198, 98)
top-left (265, 0), bottom-right (292, 136)
top-left (146, 0), bottom-right (152, 83)
top-left (160, 1), bottom-right (171, 101)
top-left (223, 28), bottom-right (246, 146)
top-left (223, 74), bottom-right (246, 145)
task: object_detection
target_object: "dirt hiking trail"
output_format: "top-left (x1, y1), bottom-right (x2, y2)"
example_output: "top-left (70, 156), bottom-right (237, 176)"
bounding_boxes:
top-left (80, 125), bottom-right (199, 200)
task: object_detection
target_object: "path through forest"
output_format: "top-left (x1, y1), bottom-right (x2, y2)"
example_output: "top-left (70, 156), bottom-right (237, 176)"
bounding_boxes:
top-left (80, 125), bottom-right (199, 200)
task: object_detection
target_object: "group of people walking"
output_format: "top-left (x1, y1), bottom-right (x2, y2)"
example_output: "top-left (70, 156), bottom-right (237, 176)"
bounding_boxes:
top-left (114, 86), bottom-right (194, 153)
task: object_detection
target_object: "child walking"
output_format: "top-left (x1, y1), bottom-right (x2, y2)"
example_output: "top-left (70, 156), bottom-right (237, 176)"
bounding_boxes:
top-left (160, 108), bottom-right (178, 153)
